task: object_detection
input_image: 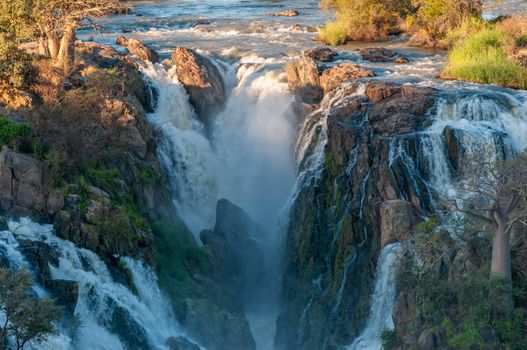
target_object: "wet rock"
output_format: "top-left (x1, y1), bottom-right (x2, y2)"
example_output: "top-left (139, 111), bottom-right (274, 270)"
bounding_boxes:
top-left (444, 126), bottom-right (463, 175)
top-left (178, 298), bottom-right (255, 350)
top-left (304, 47), bottom-right (337, 62)
top-left (278, 81), bottom-right (439, 350)
top-left (200, 199), bottom-right (264, 310)
top-left (0, 216), bottom-right (7, 231)
top-left (270, 10), bottom-right (299, 17)
top-left (417, 329), bottom-right (440, 350)
top-left (380, 200), bottom-right (421, 247)
top-left (357, 47), bottom-right (409, 63)
top-left (116, 36), bottom-right (159, 63)
top-left (166, 336), bottom-right (201, 350)
top-left (172, 47), bottom-right (226, 128)
top-left (46, 279), bottom-right (79, 306)
top-left (320, 63), bottom-right (374, 93)
top-left (286, 58), bottom-right (323, 104)
top-left (192, 19), bottom-right (212, 28)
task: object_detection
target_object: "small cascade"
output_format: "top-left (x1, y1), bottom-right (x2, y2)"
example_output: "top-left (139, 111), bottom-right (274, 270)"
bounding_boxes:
top-left (348, 243), bottom-right (403, 350)
top-left (0, 218), bottom-right (193, 350)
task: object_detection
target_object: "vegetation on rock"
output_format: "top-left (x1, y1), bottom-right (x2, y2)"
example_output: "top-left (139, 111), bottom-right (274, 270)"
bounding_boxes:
top-left (0, 268), bottom-right (61, 350)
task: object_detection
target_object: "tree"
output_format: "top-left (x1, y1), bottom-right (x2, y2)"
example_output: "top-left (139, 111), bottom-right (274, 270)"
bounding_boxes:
top-left (0, 268), bottom-right (61, 349)
top-left (0, 0), bottom-right (127, 73)
top-left (448, 153), bottom-right (527, 316)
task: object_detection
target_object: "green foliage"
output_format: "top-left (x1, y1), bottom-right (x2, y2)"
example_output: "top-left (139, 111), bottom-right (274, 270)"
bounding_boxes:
top-left (381, 329), bottom-right (397, 350)
top-left (320, 0), bottom-right (411, 43)
top-left (152, 221), bottom-right (209, 307)
top-left (407, 0), bottom-right (484, 40)
top-left (0, 34), bottom-right (33, 89)
top-left (413, 217), bottom-right (439, 234)
top-left (0, 116), bottom-right (30, 148)
top-left (0, 268), bottom-right (61, 350)
top-left (493, 308), bottom-right (526, 350)
top-left (442, 28), bottom-right (527, 89)
top-left (318, 21), bottom-right (347, 46)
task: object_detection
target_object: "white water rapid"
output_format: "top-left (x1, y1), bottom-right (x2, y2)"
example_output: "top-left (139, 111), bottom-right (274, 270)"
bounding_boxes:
top-left (142, 54), bottom-right (298, 349)
top-left (0, 218), bottom-right (192, 350)
top-left (348, 243), bottom-right (403, 350)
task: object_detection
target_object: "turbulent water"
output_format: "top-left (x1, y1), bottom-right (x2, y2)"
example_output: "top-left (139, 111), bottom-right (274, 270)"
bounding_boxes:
top-left (348, 244), bottom-right (403, 350)
top-left (0, 218), bottom-right (192, 350)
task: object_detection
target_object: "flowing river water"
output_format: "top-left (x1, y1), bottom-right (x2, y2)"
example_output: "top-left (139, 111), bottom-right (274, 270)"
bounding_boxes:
top-left (3, 1), bottom-right (527, 349)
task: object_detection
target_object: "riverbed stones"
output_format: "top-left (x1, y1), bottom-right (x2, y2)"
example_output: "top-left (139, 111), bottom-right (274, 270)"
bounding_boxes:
top-left (304, 47), bottom-right (337, 62)
top-left (269, 10), bottom-right (299, 17)
top-left (171, 47), bottom-right (226, 128)
top-left (357, 47), bottom-right (409, 63)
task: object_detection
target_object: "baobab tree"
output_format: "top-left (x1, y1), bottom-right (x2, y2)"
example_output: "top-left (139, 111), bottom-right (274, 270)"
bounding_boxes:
top-left (449, 153), bottom-right (527, 316)
top-left (0, 0), bottom-right (127, 73)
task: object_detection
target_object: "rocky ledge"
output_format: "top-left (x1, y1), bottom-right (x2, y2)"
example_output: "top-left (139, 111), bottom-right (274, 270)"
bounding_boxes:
top-left (276, 81), bottom-right (437, 349)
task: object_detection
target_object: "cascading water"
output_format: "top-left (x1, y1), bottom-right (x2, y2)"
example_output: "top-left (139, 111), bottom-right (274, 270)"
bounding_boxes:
top-left (0, 218), bottom-right (193, 350)
top-left (348, 243), bottom-right (403, 350)
top-left (143, 54), bottom-right (299, 349)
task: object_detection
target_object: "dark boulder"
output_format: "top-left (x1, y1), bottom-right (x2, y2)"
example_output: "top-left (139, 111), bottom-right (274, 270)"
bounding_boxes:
top-left (304, 47), bottom-right (337, 62)
top-left (357, 47), bottom-right (409, 63)
top-left (171, 47), bottom-right (226, 128)
top-left (177, 298), bottom-right (255, 350)
top-left (166, 336), bottom-right (201, 350)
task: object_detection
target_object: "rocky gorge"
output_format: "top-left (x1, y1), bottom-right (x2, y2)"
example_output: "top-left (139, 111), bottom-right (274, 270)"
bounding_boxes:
top-left (0, 1), bottom-right (526, 350)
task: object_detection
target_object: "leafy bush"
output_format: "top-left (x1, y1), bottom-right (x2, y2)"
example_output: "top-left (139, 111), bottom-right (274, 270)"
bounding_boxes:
top-left (380, 329), bottom-right (397, 350)
top-left (0, 116), bottom-right (30, 148)
top-left (407, 0), bottom-right (484, 40)
top-left (152, 221), bottom-right (209, 307)
top-left (318, 21), bottom-right (347, 46)
top-left (0, 34), bottom-right (33, 89)
top-left (442, 28), bottom-right (527, 89)
top-left (320, 0), bottom-right (411, 43)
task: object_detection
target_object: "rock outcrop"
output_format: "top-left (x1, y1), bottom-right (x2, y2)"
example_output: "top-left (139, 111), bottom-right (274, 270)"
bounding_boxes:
top-left (357, 47), bottom-right (409, 63)
top-left (172, 47), bottom-right (226, 128)
top-left (116, 36), bottom-right (160, 63)
top-left (270, 10), bottom-right (299, 17)
top-left (304, 47), bottom-right (337, 62)
top-left (276, 81), bottom-right (436, 350)
top-left (286, 58), bottom-right (374, 105)
top-left (286, 58), bottom-right (324, 104)
top-left (320, 63), bottom-right (374, 93)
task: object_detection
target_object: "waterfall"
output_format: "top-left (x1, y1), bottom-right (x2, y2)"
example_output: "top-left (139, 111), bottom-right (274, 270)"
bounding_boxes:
top-left (0, 218), bottom-right (195, 350)
top-left (348, 243), bottom-right (403, 350)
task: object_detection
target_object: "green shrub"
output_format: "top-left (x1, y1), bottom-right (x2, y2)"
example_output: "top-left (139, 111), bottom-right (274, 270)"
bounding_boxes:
top-left (318, 21), bottom-right (347, 46)
top-left (0, 34), bottom-right (33, 89)
top-left (381, 329), bottom-right (397, 350)
top-left (442, 28), bottom-right (527, 89)
top-left (407, 0), bottom-right (483, 40)
top-left (152, 221), bottom-right (209, 307)
top-left (0, 116), bottom-right (30, 148)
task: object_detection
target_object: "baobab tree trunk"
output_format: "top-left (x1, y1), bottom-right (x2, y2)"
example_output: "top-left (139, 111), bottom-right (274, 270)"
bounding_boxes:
top-left (38, 37), bottom-right (49, 57)
top-left (490, 219), bottom-right (513, 316)
top-left (56, 23), bottom-right (77, 74)
top-left (47, 36), bottom-right (60, 60)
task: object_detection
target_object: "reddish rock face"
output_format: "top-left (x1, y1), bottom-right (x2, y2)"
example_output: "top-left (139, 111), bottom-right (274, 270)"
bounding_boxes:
top-left (116, 36), bottom-right (160, 63)
top-left (320, 63), bottom-right (374, 93)
top-left (357, 47), bottom-right (410, 63)
top-left (172, 47), bottom-right (226, 128)
top-left (277, 81), bottom-right (438, 350)
top-left (286, 58), bottom-right (323, 104)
